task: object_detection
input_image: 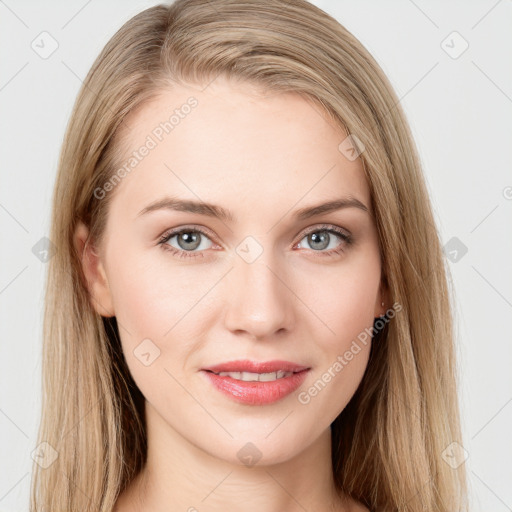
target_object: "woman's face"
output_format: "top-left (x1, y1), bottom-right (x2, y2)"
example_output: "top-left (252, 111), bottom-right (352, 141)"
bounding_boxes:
top-left (80, 77), bottom-right (385, 465)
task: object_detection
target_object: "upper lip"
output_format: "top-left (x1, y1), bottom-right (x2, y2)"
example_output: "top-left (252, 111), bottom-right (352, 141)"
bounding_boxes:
top-left (202, 359), bottom-right (310, 374)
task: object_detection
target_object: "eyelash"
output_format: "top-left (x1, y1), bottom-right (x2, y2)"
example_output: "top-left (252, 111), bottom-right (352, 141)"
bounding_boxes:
top-left (157, 224), bottom-right (353, 260)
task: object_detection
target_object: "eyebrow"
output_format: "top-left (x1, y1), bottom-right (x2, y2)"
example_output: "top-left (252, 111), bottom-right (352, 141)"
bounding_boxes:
top-left (137, 195), bottom-right (369, 222)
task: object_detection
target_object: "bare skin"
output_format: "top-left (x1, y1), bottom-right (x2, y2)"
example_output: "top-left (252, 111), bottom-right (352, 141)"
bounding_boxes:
top-left (76, 76), bottom-right (382, 512)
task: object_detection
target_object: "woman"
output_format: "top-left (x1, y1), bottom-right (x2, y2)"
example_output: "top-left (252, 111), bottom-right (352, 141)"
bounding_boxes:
top-left (30, 0), bottom-right (469, 511)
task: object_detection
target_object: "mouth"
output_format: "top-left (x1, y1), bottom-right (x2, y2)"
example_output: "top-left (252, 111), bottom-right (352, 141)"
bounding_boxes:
top-left (203, 369), bottom-right (302, 382)
top-left (200, 360), bottom-right (311, 405)
top-left (202, 359), bottom-right (310, 375)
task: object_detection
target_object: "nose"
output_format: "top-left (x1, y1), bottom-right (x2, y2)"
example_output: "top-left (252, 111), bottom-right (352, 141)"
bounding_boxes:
top-left (222, 251), bottom-right (295, 340)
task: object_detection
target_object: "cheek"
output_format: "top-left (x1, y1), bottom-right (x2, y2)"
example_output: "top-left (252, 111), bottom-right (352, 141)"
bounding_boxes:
top-left (107, 246), bottom-right (210, 338)
top-left (293, 252), bottom-right (381, 346)
top-left (290, 253), bottom-right (379, 413)
top-left (106, 251), bottom-right (210, 406)
top-left (295, 275), bottom-right (376, 420)
top-left (106, 248), bottom-right (220, 372)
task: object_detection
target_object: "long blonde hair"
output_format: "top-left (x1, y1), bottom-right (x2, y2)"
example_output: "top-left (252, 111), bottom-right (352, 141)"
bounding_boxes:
top-left (30, 1), bottom-right (469, 510)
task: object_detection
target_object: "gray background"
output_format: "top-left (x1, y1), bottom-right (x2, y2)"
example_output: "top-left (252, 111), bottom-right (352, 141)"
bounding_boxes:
top-left (1, 0), bottom-right (511, 510)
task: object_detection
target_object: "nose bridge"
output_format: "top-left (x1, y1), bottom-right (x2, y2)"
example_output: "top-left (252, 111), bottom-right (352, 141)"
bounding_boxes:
top-left (223, 236), bottom-right (294, 337)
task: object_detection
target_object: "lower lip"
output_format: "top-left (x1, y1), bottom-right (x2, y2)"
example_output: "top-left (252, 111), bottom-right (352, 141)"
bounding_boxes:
top-left (201, 369), bottom-right (310, 405)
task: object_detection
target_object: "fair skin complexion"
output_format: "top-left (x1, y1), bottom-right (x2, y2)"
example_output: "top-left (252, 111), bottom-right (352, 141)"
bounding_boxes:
top-left (75, 77), bottom-right (386, 511)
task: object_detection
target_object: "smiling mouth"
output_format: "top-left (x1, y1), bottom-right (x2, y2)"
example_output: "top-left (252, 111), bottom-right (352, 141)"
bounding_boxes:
top-left (201, 367), bottom-right (311, 405)
top-left (202, 359), bottom-right (310, 375)
top-left (204, 369), bottom-right (301, 382)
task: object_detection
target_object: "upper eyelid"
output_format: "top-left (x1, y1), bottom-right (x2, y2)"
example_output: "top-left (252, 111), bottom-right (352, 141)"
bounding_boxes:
top-left (160, 224), bottom-right (214, 238)
top-left (301, 224), bottom-right (349, 236)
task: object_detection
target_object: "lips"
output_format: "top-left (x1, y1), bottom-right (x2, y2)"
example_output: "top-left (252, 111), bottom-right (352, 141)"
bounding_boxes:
top-left (202, 359), bottom-right (310, 374)
top-left (200, 359), bottom-right (311, 405)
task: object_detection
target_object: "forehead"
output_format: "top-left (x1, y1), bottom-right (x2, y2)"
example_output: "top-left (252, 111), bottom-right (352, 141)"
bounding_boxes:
top-left (108, 78), bottom-right (371, 222)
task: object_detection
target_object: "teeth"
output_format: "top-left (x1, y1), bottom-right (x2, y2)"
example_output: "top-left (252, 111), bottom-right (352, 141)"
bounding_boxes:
top-left (216, 370), bottom-right (293, 382)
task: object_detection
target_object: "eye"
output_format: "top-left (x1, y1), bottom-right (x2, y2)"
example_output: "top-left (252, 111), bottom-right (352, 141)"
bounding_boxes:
top-left (158, 223), bottom-right (352, 260)
top-left (158, 227), bottom-right (214, 259)
top-left (295, 224), bottom-right (352, 256)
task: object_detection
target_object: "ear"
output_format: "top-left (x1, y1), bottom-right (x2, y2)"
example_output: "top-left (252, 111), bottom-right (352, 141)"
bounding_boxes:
top-left (73, 221), bottom-right (115, 317)
top-left (374, 277), bottom-right (391, 319)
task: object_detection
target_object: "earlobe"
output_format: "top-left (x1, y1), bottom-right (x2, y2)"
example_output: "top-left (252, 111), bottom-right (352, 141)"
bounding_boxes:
top-left (375, 281), bottom-right (391, 319)
top-left (73, 221), bottom-right (115, 318)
